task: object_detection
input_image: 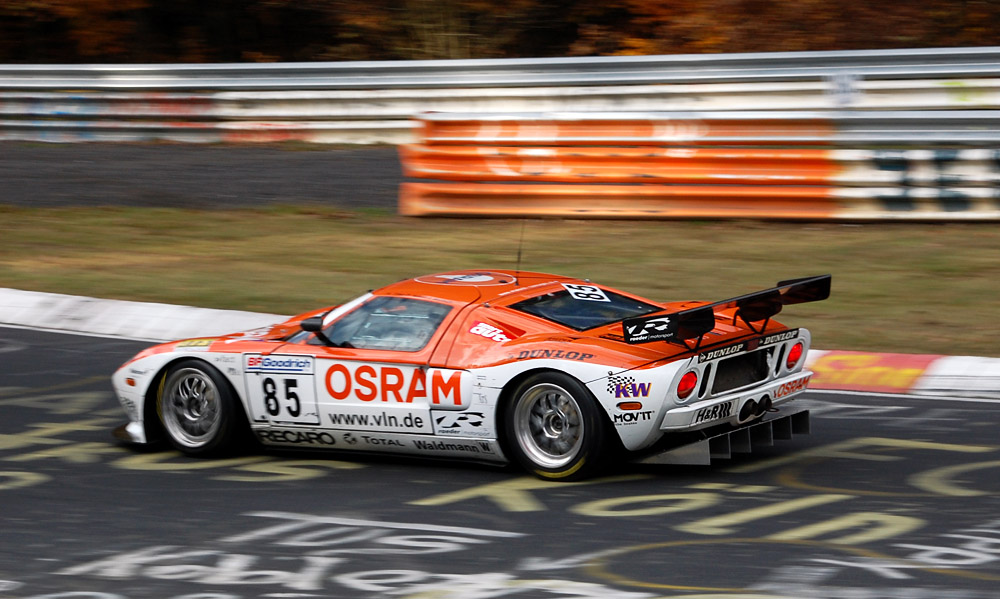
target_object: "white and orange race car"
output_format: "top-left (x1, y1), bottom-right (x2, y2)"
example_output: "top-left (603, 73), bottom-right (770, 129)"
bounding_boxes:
top-left (113, 270), bottom-right (830, 480)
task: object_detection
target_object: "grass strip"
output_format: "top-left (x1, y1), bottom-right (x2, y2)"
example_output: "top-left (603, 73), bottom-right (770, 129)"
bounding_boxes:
top-left (1, 205), bottom-right (998, 356)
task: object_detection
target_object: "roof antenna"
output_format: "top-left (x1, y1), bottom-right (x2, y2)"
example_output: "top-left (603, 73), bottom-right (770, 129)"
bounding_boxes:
top-left (514, 220), bottom-right (525, 286)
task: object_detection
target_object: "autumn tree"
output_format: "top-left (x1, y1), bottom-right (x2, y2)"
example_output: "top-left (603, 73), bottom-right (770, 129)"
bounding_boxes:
top-left (0, 0), bottom-right (148, 61)
top-left (2, 0), bottom-right (1000, 63)
top-left (596, 0), bottom-right (1000, 55)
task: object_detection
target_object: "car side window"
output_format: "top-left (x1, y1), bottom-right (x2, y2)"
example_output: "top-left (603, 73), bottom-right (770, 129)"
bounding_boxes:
top-left (311, 296), bottom-right (452, 352)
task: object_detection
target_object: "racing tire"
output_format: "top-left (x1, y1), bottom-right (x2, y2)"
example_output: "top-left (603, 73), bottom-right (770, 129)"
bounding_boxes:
top-left (158, 359), bottom-right (245, 456)
top-left (503, 372), bottom-right (609, 481)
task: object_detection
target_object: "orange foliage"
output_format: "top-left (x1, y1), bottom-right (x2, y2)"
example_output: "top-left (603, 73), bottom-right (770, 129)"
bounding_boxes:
top-left (20, 0), bottom-right (148, 58)
top-left (2, 0), bottom-right (1000, 62)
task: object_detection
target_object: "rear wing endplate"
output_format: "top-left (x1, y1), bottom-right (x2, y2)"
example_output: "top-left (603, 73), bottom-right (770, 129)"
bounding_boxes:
top-left (622, 274), bottom-right (831, 347)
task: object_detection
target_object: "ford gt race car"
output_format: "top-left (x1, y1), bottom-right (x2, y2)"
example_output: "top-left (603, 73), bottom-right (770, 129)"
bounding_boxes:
top-left (113, 270), bottom-right (830, 480)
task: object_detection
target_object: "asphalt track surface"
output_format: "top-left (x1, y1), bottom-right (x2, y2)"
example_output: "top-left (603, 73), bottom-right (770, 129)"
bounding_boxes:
top-left (2, 326), bottom-right (1000, 599)
top-left (0, 143), bottom-right (402, 210)
top-left (4, 143), bottom-right (1000, 598)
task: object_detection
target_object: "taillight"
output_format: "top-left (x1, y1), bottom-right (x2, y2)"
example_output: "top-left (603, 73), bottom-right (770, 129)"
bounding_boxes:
top-left (786, 342), bottom-right (804, 369)
top-left (677, 371), bottom-right (698, 400)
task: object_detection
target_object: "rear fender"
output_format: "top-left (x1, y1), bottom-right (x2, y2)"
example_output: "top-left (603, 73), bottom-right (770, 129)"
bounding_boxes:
top-left (585, 360), bottom-right (686, 452)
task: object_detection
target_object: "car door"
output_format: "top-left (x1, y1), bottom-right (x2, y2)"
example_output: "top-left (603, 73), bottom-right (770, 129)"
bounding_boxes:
top-left (244, 294), bottom-right (472, 438)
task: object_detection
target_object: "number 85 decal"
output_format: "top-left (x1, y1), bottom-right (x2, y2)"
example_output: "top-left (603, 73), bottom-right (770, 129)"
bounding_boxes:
top-left (263, 377), bottom-right (301, 417)
top-left (252, 375), bottom-right (320, 424)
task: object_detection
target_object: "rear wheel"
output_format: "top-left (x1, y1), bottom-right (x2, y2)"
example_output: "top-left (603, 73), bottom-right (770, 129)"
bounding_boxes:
top-left (158, 360), bottom-right (244, 455)
top-left (504, 372), bottom-right (608, 481)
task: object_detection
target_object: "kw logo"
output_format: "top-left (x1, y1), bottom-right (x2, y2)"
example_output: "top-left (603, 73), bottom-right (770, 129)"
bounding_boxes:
top-left (615, 382), bottom-right (651, 398)
top-left (607, 374), bottom-right (652, 399)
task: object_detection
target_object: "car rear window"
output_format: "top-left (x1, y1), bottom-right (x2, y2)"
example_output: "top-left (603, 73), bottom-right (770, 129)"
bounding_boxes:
top-left (510, 287), bottom-right (660, 331)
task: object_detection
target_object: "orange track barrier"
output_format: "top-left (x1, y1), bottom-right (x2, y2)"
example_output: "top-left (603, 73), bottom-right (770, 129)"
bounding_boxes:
top-left (399, 113), bottom-right (999, 219)
top-left (399, 145), bottom-right (841, 185)
top-left (400, 183), bottom-right (840, 219)
top-left (418, 117), bottom-right (836, 146)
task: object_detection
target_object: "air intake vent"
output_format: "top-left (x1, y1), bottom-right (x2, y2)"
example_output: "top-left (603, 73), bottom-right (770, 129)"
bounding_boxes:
top-left (712, 350), bottom-right (770, 395)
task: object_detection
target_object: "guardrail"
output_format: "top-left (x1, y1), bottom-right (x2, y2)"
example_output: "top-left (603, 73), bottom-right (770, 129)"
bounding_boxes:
top-left (4, 48), bottom-right (1000, 220)
top-left (5, 47), bottom-right (1000, 89)
top-left (399, 112), bottom-right (1000, 220)
top-left (3, 47), bottom-right (1000, 144)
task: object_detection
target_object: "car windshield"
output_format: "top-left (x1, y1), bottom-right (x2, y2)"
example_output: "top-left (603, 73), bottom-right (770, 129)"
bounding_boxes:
top-left (510, 287), bottom-right (660, 331)
top-left (312, 295), bottom-right (452, 351)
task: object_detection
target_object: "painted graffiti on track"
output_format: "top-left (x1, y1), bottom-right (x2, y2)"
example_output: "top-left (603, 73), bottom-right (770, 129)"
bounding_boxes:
top-left (1, 329), bottom-right (1000, 598)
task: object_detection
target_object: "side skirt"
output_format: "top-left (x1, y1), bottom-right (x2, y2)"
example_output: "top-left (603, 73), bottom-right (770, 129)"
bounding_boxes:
top-left (252, 426), bottom-right (509, 464)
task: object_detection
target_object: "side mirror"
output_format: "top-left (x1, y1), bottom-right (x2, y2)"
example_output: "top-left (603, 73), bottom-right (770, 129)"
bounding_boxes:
top-left (301, 316), bottom-right (324, 332)
top-left (301, 315), bottom-right (334, 346)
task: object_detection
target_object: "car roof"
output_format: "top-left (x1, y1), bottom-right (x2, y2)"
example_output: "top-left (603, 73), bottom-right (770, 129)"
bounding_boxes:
top-left (375, 269), bottom-right (583, 305)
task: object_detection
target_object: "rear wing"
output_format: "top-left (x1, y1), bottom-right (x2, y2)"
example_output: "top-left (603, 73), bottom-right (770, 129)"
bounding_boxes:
top-left (622, 274), bottom-right (831, 348)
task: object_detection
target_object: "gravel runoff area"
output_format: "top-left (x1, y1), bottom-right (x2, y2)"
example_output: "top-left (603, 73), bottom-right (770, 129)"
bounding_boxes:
top-left (0, 143), bottom-right (404, 210)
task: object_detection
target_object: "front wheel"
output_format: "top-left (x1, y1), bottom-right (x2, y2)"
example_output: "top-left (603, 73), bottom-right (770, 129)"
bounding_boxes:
top-left (504, 372), bottom-right (609, 481)
top-left (158, 359), bottom-right (245, 456)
